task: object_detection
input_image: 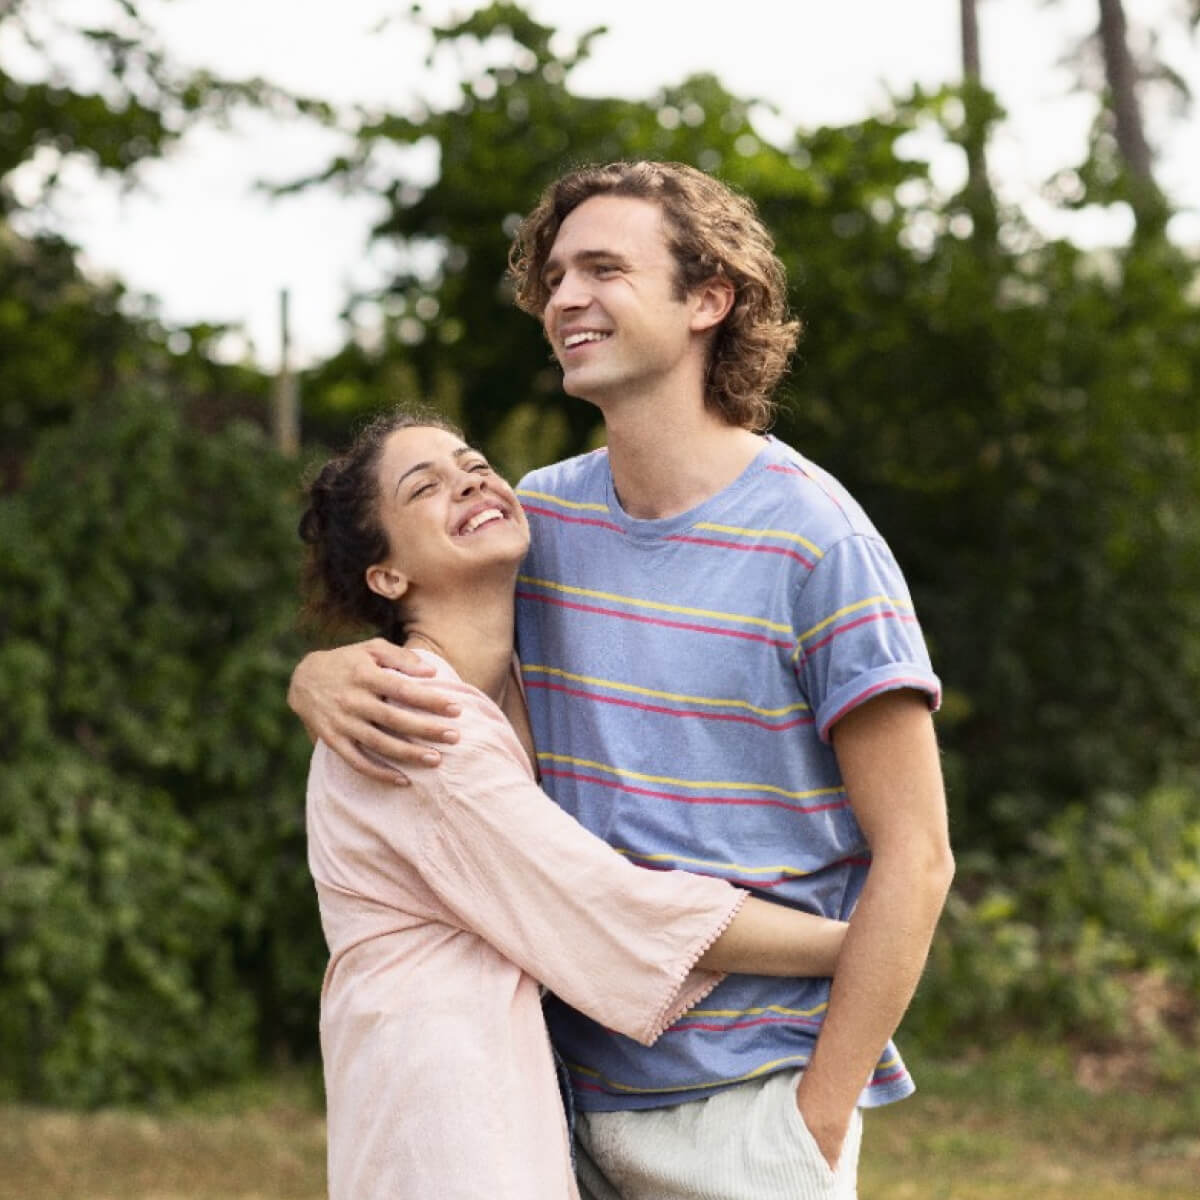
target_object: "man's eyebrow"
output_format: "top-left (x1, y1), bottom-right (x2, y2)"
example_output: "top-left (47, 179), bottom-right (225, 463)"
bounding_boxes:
top-left (394, 446), bottom-right (474, 495)
top-left (542, 248), bottom-right (628, 281)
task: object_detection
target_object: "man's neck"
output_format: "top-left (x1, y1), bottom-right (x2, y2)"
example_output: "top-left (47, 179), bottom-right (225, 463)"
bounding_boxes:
top-left (601, 396), bottom-right (765, 520)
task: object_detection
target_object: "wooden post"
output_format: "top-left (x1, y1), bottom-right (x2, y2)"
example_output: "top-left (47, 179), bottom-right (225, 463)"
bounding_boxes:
top-left (273, 288), bottom-right (300, 457)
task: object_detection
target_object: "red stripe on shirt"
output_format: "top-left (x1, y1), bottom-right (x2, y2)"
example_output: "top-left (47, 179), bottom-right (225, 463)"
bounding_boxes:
top-left (664, 534), bottom-right (816, 570)
top-left (666, 1015), bottom-right (824, 1034)
top-left (515, 590), bottom-right (794, 650)
top-left (520, 504), bottom-right (624, 535)
top-left (631, 857), bottom-right (871, 891)
top-left (766, 461), bottom-right (850, 519)
top-left (525, 680), bottom-right (813, 732)
top-left (795, 610), bottom-right (920, 665)
top-left (820, 676), bottom-right (941, 736)
top-left (538, 766), bottom-right (849, 817)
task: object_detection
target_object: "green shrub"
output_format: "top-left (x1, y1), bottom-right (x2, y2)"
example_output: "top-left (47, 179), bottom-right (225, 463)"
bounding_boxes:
top-left (0, 390), bottom-right (322, 1104)
top-left (908, 779), bottom-right (1200, 1070)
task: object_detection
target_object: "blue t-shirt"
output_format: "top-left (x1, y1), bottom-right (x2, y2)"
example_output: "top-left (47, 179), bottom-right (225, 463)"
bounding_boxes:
top-left (515, 436), bottom-right (940, 1111)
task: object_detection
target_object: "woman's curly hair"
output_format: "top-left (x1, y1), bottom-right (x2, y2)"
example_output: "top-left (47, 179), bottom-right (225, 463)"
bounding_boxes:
top-left (509, 161), bottom-right (801, 432)
top-left (298, 408), bottom-right (463, 640)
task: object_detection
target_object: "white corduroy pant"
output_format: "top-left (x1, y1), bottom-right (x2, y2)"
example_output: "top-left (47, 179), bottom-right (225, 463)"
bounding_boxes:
top-left (574, 1069), bottom-right (862, 1200)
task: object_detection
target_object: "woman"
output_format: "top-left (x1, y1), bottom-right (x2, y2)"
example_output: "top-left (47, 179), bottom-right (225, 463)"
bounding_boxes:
top-left (300, 410), bottom-right (847, 1200)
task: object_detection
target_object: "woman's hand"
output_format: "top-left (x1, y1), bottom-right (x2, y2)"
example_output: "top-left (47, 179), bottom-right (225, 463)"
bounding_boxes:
top-left (288, 638), bottom-right (463, 783)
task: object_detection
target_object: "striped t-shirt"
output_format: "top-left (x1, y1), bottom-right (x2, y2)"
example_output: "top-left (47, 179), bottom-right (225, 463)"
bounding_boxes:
top-left (515, 435), bottom-right (941, 1112)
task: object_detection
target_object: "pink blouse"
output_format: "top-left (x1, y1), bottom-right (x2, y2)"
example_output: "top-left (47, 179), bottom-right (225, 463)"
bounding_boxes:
top-left (307, 651), bottom-right (745, 1199)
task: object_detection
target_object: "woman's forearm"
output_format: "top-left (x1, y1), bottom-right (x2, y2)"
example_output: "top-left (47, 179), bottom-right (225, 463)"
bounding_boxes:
top-left (697, 897), bottom-right (846, 977)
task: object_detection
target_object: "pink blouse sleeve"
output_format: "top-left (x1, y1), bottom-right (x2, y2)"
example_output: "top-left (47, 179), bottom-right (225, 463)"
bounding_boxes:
top-left (414, 685), bottom-right (746, 1047)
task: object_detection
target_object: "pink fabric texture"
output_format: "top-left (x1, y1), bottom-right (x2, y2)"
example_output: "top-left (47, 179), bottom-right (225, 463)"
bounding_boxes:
top-left (307, 651), bottom-right (745, 1199)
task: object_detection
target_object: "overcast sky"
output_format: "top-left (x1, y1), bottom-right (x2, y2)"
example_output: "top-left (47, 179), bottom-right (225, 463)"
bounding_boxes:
top-left (10, 0), bottom-right (1199, 367)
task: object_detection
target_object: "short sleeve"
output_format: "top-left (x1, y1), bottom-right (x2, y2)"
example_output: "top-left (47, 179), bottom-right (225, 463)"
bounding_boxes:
top-left (792, 534), bottom-right (941, 742)
top-left (416, 689), bottom-right (746, 1046)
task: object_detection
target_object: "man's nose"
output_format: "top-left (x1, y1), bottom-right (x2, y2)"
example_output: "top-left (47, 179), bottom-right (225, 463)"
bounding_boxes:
top-left (548, 269), bottom-right (587, 314)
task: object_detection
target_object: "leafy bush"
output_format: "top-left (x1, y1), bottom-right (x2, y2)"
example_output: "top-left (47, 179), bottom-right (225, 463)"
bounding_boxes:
top-left (909, 778), bottom-right (1200, 1075)
top-left (0, 390), bottom-right (321, 1104)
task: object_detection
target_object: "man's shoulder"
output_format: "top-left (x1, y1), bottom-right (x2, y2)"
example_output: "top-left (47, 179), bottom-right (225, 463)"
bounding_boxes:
top-left (516, 447), bottom-right (609, 504)
top-left (747, 436), bottom-right (881, 548)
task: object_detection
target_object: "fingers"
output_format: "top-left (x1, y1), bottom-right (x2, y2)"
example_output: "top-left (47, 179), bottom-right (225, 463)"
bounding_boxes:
top-left (356, 718), bottom-right (450, 766)
top-left (328, 690), bottom-right (460, 780)
top-left (365, 637), bottom-right (438, 678)
top-left (330, 737), bottom-right (412, 786)
top-left (372, 668), bottom-right (462, 719)
top-left (326, 714), bottom-right (445, 784)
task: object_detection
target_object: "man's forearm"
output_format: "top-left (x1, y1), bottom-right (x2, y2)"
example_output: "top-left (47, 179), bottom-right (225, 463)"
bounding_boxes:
top-left (795, 841), bottom-right (952, 1154)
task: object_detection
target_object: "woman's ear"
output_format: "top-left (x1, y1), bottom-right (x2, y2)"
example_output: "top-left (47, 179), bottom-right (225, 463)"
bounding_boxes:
top-left (689, 274), bottom-right (735, 333)
top-left (365, 563), bottom-right (409, 602)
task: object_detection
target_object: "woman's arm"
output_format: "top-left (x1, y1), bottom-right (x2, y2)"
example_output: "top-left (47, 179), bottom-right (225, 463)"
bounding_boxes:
top-left (312, 668), bottom-right (845, 1045)
top-left (698, 898), bottom-right (844, 978)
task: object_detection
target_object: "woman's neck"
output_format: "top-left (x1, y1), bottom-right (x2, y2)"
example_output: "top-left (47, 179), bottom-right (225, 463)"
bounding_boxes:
top-left (401, 587), bottom-right (517, 706)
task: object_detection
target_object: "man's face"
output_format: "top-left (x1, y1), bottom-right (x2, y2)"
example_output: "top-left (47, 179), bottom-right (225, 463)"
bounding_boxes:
top-left (539, 195), bottom-right (703, 406)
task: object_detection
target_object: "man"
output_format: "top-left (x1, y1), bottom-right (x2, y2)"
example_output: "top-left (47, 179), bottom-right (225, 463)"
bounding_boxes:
top-left (290, 161), bottom-right (953, 1198)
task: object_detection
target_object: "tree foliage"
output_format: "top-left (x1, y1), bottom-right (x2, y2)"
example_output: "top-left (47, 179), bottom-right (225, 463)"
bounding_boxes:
top-left (0, 0), bottom-right (330, 214)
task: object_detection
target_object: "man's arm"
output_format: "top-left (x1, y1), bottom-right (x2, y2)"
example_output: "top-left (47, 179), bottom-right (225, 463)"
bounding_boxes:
top-left (794, 688), bottom-right (954, 1167)
top-left (288, 638), bottom-right (464, 783)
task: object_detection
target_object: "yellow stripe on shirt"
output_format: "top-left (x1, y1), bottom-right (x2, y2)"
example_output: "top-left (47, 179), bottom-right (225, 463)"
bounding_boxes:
top-left (567, 1054), bottom-right (813, 1094)
top-left (515, 489), bottom-right (610, 512)
top-left (614, 847), bottom-right (815, 879)
top-left (518, 576), bottom-right (793, 633)
top-left (694, 521), bottom-right (823, 559)
top-left (521, 664), bottom-right (810, 717)
top-left (536, 752), bottom-right (845, 802)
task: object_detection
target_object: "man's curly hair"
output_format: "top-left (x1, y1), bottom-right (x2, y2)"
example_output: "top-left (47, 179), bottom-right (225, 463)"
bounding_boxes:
top-left (509, 161), bottom-right (801, 432)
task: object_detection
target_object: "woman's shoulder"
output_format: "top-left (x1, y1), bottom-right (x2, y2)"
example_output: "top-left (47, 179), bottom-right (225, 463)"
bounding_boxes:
top-left (400, 650), bottom-right (534, 780)
top-left (398, 649), bottom-right (500, 719)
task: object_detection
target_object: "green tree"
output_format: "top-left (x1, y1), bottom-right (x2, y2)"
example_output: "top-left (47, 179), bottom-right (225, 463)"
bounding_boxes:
top-left (294, 3), bottom-right (1200, 854)
top-left (0, 0), bottom-right (329, 465)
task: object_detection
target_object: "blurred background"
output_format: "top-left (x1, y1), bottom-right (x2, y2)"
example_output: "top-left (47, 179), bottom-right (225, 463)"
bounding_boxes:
top-left (1, 1), bottom-right (1198, 1196)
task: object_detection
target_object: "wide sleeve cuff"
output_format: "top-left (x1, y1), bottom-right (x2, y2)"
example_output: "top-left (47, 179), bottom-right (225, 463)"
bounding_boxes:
top-left (815, 665), bottom-right (942, 743)
top-left (635, 887), bottom-right (749, 1045)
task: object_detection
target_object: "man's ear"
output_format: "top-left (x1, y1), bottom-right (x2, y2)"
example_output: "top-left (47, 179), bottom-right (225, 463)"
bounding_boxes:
top-left (365, 563), bottom-right (409, 602)
top-left (689, 275), bottom-right (735, 333)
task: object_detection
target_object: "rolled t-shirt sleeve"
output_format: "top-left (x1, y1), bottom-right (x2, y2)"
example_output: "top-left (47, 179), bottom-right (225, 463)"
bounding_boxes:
top-left (793, 533), bottom-right (941, 742)
top-left (417, 691), bottom-right (746, 1047)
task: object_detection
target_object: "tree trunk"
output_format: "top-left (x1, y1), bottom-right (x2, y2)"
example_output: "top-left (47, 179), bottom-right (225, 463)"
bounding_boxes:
top-left (959, 0), bottom-right (996, 243)
top-left (1096, 0), bottom-right (1154, 183)
top-left (960, 0), bottom-right (982, 80)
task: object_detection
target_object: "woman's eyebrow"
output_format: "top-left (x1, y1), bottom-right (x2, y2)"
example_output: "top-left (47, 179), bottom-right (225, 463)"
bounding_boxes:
top-left (394, 447), bottom-right (474, 494)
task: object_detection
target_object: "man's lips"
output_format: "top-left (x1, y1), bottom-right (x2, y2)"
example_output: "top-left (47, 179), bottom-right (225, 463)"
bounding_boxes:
top-left (560, 330), bottom-right (612, 351)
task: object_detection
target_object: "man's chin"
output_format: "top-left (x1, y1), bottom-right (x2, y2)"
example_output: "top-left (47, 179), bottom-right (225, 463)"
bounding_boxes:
top-left (559, 370), bottom-right (616, 407)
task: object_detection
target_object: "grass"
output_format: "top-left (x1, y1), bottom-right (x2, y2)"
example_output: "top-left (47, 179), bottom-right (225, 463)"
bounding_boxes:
top-left (1, 1049), bottom-right (1197, 1199)
top-left (0, 1072), bottom-right (328, 1200)
top-left (860, 1045), bottom-right (1200, 1198)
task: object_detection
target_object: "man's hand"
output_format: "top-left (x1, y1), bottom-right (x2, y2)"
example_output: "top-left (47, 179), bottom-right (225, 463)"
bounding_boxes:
top-left (288, 638), bottom-right (463, 783)
top-left (794, 1071), bottom-right (852, 1171)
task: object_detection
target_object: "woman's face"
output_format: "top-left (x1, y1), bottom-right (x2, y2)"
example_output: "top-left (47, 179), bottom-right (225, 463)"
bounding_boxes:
top-left (365, 425), bottom-right (530, 605)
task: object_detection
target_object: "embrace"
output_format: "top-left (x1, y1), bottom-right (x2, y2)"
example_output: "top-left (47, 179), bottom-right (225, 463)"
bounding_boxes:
top-left (292, 161), bottom-right (954, 1200)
